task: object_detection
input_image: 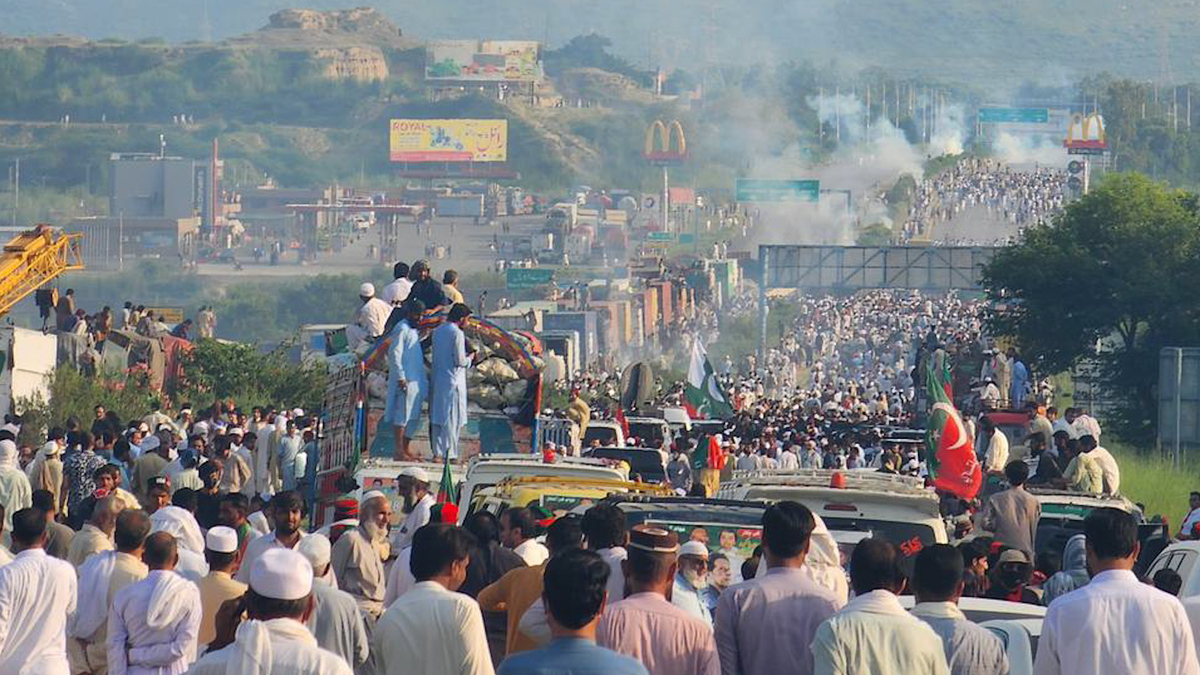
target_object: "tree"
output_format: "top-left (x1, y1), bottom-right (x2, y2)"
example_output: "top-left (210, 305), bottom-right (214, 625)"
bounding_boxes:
top-left (174, 339), bottom-right (327, 413)
top-left (982, 172), bottom-right (1200, 441)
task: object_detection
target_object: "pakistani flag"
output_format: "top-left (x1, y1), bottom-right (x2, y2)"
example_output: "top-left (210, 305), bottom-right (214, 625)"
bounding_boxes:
top-left (924, 348), bottom-right (982, 500)
top-left (436, 453), bottom-right (457, 504)
top-left (686, 338), bottom-right (733, 420)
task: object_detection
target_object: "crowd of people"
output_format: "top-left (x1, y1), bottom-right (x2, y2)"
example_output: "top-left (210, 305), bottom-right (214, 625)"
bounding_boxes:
top-left (0, 407), bottom-right (1195, 675)
top-left (899, 158), bottom-right (1068, 242)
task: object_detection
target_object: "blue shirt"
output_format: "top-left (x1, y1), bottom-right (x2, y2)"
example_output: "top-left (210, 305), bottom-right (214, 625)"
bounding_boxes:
top-left (496, 637), bottom-right (648, 675)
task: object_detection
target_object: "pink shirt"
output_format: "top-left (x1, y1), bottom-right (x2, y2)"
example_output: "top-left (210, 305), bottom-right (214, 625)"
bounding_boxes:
top-left (598, 592), bottom-right (719, 675)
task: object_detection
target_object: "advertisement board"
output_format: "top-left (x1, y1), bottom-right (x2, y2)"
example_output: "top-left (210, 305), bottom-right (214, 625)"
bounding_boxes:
top-left (426, 40), bottom-right (543, 82)
top-left (389, 119), bottom-right (508, 163)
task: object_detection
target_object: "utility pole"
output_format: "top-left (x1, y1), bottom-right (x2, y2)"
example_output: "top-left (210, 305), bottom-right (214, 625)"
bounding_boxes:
top-left (12, 158), bottom-right (18, 228)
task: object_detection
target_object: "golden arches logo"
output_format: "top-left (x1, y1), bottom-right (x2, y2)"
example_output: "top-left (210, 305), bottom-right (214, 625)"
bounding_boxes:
top-left (1064, 113), bottom-right (1106, 148)
top-left (644, 119), bottom-right (687, 162)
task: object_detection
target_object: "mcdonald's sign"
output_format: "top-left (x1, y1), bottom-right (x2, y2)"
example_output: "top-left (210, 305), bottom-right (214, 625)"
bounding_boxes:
top-left (1064, 113), bottom-right (1107, 153)
top-left (644, 119), bottom-right (687, 164)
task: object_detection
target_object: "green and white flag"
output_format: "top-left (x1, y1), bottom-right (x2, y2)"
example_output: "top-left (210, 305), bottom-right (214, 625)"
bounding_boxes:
top-left (686, 338), bottom-right (733, 419)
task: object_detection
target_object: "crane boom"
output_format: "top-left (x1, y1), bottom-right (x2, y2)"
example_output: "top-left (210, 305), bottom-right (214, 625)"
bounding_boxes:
top-left (0, 225), bottom-right (85, 318)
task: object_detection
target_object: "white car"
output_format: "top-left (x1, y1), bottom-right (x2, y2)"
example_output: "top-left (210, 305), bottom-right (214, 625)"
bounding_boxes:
top-left (719, 469), bottom-right (949, 550)
top-left (1145, 540), bottom-right (1200, 598)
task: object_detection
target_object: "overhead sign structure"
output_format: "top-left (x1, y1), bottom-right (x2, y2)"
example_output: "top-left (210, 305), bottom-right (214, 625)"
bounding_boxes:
top-left (389, 119), bottom-right (508, 163)
top-left (426, 40), bottom-right (543, 82)
top-left (979, 107), bottom-right (1050, 124)
top-left (644, 120), bottom-right (687, 165)
top-left (506, 267), bottom-right (554, 289)
top-left (1064, 113), bottom-right (1107, 154)
top-left (736, 179), bottom-right (820, 203)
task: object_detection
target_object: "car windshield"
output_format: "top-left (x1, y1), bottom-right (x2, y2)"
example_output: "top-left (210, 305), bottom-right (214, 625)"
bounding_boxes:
top-left (583, 426), bottom-right (619, 445)
top-left (628, 422), bottom-right (666, 445)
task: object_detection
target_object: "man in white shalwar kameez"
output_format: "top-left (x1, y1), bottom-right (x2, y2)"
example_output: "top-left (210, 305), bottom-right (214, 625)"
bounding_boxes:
top-left (106, 532), bottom-right (201, 674)
top-left (385, 299), bottom-right (428, 461)
top-left (811, 538), bottom-right (948, 675)
top-left (430, 304), bottom-right (474, 461)
top-left (186, 547), bottom-right (352, 675)
top-left (0, 440), bottom-right (32, 533)
top-left (0, 508), bottom-right (78, 674)
top-left (372, 523), bottom-right (494, 675)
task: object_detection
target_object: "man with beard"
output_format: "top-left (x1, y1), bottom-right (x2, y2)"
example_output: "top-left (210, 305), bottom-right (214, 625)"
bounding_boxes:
top-left (236, 490), bottom-right (307, 584)
top-left (672, 540), bottom-right (713, 625)
top-left (394, 467), bottom-right (435, 551)
top-left (331, 491), bottom-right (390, 631)
top-left (431, 303), bottom-right (474, 461)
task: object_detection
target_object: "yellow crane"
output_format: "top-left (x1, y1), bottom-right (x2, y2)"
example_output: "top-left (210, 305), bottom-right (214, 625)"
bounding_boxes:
top-left (0, 225), bottom-right (84, 318)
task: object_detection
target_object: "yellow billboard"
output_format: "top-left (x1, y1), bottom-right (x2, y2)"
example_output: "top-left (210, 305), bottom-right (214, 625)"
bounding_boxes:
top-left (389, 119), bottom-right (508, 163)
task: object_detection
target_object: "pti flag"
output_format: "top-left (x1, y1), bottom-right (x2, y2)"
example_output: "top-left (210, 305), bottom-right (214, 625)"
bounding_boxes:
top-left (924, 349), bottom-right (981, 500)
top-left (686, 338), bottom-right (733, 420)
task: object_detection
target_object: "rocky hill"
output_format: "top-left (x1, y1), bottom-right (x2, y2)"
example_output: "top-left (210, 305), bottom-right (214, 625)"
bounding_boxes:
top-left (5, 0), bottom-right (1200, 85)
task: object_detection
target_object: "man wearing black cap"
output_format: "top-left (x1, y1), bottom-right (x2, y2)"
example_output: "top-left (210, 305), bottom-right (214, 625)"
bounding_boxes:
top-left (431, 303), bottom-right (474, 461)
top-left (386, 299), bottom-right (428, 461)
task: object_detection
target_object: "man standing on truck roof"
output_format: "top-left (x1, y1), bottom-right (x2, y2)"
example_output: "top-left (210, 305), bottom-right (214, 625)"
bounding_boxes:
top-left (386, 300), bottom-right (427, 461)
top-left (431, 303), bottom-right (474, 462)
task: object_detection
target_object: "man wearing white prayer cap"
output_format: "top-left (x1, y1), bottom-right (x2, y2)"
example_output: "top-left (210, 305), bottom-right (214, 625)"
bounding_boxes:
top-left (198, 526), bottom-right (248, 649)
top-left (394, 466), bottom-right (435, 550)
top-left (351, 281), bottom-right (392, 347)
top-left (107, 531), bottom-right (202, 674)
top-left (187, 548), bottom-right (353, 675)
top-left (673, 539), bottom-right (713, 625)
top-left (298, 534), bottom-right (369, 669)
top-left (330, 490), bottom-right (390, 628)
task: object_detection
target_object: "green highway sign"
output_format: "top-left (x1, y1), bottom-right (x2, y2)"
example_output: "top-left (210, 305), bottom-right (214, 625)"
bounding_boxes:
top-left (735, 179), bottom-right (820, 203)
top-left (647, 231), bottom-right (676, 241)
top-left (506, 267), bottom-right (555, 289)
top-left (679, 233), bottom-right (695, 244)
top-left (979, 107), bottom-right (1049, 124)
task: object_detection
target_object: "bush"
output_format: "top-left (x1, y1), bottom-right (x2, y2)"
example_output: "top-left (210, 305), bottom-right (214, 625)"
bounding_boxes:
top-left (173, 339), bottom-right (327, 413)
